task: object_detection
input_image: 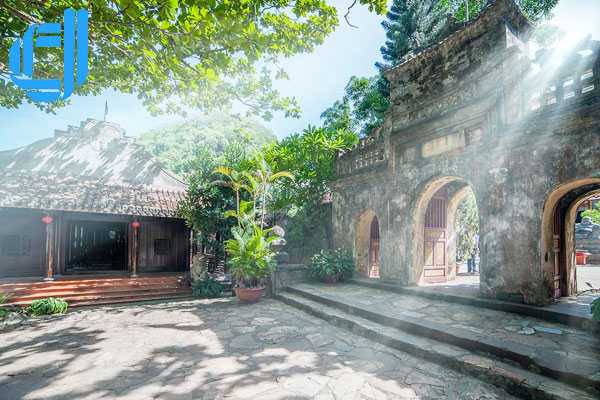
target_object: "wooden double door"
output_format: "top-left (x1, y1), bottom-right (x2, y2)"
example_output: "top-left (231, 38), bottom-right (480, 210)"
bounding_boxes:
top-left (65, 221), bottom-right (128, 273)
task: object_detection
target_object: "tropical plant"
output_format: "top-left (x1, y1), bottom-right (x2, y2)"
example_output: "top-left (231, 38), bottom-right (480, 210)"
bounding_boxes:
top-left (225, 223), bottom-right (277, 288)
top-left (581, 205), bottom-right (600, 225)
top-left (212, 166), bottom-right (252, 224)
top-left (0, 1), bottom-right (385, 116)
top-left (192, 278), bottom-right (223, 299)
top-left (26, 298), bottom-right (68, 316)
top-left (179, 137), bottom-right (257, 263)
top-left (214, 155), bottom-right (294, 288)
top-left (241, 155), bottom-right (294, 228)
top-left (0, 292), bottom-right (11, 319)
top-left (591, 297), bottom-right (600, 321)
top-left (309, 248), bottom-right (354, 282)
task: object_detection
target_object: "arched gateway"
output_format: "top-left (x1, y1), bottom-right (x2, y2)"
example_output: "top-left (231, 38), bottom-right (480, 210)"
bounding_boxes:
top-left (330, 0), bottom-right (600, 305)
top-left (355, 210), bottom-right (380, 278)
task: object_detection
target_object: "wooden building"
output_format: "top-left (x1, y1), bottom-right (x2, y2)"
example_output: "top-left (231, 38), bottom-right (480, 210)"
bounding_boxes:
top-left (0, 119), bottom-right (191, 290)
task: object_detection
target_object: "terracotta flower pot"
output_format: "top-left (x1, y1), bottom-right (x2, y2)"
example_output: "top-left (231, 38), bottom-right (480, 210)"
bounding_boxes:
top-left (323, 275), bottom-right (339, 284)
top-left (235, 287), bottom-right (264, 303)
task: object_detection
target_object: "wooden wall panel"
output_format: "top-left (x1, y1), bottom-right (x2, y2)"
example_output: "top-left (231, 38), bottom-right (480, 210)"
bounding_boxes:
top-left (0, 210), bottom-right (45, 278)
top-left (138, 219), bottom-right (189, 273)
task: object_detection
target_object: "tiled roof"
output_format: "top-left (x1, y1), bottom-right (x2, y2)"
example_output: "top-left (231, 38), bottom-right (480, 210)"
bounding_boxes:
top-left (0, 171), bottom-right (184, 217)
top-left (0, 119), bottom-right (187, 218)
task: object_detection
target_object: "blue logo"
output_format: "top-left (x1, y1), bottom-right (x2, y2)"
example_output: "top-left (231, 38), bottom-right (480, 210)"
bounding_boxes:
top-left (9, 9), bottom-right (88, 103)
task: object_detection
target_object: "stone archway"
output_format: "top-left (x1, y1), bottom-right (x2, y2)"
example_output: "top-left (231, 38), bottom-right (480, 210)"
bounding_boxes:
top-left (541, 178), bottom-right (600, 299)
top-left (355, 210), bottom-right (380, 278)
top-left (411, 176), bottom-right (479, 285)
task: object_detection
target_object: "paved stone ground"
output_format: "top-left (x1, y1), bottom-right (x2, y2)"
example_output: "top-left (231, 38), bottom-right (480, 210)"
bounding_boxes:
top-left (291, 283), bottom-right (600, 371)
top-left (0, 298), bottom-right (518, 400)
top-left (577, 266), bottom-right (600, 292)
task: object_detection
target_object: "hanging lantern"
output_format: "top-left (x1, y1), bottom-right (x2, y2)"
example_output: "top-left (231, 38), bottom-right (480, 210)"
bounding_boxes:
top-left (131, 220), bottom-right (141, 229)
top-left (41, 215), bottom-right (54, 225)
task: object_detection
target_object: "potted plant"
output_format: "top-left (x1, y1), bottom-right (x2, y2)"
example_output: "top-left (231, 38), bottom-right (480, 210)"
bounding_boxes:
top-left (214, 155), bottom-right (294, 303)
top-left (225, 222), bottom-right (277, 302)
top-left (309, 248), bottom-right (354, 283)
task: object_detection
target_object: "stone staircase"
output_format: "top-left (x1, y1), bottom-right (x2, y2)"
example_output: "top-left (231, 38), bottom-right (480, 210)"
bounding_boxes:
top-left (275, 282), bottom-right (600, 400)
top-left (0, 274), bottom-right (192, 307)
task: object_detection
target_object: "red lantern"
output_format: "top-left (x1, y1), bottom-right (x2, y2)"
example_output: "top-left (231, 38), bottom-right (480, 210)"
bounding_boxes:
top-left (131, 220), bottom-right (141, 229)
top-left (41, 215), bottom-right (54, 225)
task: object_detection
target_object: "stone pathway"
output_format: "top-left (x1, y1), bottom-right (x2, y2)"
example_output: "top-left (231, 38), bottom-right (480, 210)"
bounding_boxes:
top-left (0, 298), bottom-right (517, 399)
top-left (290, 283), bottom-right (600, 370)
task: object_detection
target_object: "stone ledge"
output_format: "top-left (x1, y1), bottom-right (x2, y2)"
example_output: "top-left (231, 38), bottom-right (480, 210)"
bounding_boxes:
top-left (350, 278), bottom-right (600, 334)
top-left (276, 290), bottom-right (597, 400)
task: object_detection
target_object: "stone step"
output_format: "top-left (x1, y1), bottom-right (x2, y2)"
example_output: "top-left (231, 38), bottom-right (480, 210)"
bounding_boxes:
top-left (276, 291), bottom-right (597, 400)
top-left (349, 278), bottom-right (600, 333)
top-left (5, 288), bottom-right (192, 307)
top-left (5, 284), bottom-right (188, 303)
top-left (0, 276), bottom-right (184, 292)
top-left (286, 284), bottom-right (600, 394)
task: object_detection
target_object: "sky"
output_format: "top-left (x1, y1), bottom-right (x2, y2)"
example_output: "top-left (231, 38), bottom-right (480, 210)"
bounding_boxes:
top-left (0, 0), bottom-right (599, 151)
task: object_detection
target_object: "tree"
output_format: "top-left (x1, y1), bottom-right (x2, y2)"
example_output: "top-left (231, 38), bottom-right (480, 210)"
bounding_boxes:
top-left (377, 0), bottom-right (445, 69)
top-left (378, 0), bottom-right (561, 70)
top-left (178, 136), bottom-right (256, 262)
top-left (0, 0), bottom-right (386, 117)
top-left (321, 75), bottom-right (389, 136)
top-left (582, 205), bottom-right (600, 225)
top-left (455, 193), bottom-right (479, 263)
top-left (264, 125), bottom-right (358, 214)
top-left (438, 0), bottom-right (559, 24)
top-left (531, 23), bottom-right (564, 48)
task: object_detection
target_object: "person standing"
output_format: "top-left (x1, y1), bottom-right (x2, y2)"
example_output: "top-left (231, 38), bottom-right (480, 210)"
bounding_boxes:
top-left (467, 234), bottom-right (479, 274)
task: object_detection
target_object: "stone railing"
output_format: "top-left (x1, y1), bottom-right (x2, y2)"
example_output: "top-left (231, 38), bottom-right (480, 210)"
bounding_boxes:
top-left (335, 136), bottom-right (387, 178)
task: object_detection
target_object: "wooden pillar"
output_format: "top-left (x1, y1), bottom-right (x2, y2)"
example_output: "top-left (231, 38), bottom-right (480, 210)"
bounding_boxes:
top-left (188, 229), bottom-right (195, 273)
top-left (131, 219), bottom-right (141, 277)
top-left (42, 214), bottom-right (55, 281)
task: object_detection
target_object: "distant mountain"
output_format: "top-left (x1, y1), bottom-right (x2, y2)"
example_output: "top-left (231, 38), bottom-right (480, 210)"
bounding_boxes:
top-left (137, 113), bottom-right (276, 176)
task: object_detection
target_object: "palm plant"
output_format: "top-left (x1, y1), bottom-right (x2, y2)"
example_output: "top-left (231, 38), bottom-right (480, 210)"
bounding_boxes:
top-left (242, 155), bottom-right (294, 228)
top-left (214, 155), bottom-right (294, 293)
top-left (225, 222), bottom-right (278, 288)
top-left (212, 166), bottom-right (251, 227)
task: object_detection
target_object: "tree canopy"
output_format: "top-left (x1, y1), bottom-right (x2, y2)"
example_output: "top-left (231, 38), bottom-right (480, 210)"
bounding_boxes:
top-left (0, 0), bottom-right (386, 117)
top-left (321, 75), bottom-right (389, 137)
top-left (138, 113), bottom-right (276, 176)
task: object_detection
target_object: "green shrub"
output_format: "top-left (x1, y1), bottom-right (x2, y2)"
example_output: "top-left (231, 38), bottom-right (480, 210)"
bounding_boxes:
top-left (0, 292), bottom-right (10, 305)
top-left (26, 297), bottom-right (68, 316)
top-left (592, 297), bottom-right (600, 321)
top-left (0, 292), bottom-right (10, 319)
top-left (192, 278), bottom-right (223, 298)
top-left (309, 248), bottom-right (354, 282)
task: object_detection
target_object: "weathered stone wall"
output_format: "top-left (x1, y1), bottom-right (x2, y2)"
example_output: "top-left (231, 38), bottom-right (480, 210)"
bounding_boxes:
top-left (331, 0), bottom-right (600, 305)
top-left (268, 264), bottom-right (310, 295)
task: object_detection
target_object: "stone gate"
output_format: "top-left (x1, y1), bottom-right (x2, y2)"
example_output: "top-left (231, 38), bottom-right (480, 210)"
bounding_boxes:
top-left (331, 0), bottom-right (600, 305)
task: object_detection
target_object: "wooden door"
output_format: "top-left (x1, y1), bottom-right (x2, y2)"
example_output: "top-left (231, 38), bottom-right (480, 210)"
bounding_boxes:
top-left (368, 217), bottom-right (380, 278)
top-left (65, 221), bottom-right (128, 273)
top-left (423, 189), bottom-right (448, 282)
top-left (552, 206), bottom-right (566, 298)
